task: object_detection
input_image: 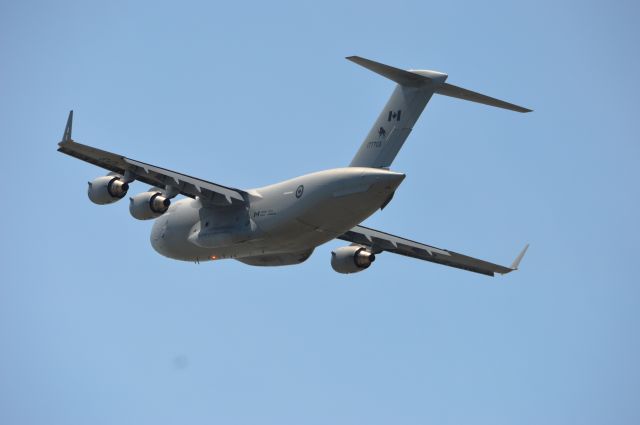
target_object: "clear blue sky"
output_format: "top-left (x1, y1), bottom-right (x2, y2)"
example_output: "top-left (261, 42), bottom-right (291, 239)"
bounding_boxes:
top-left (1, 1), bottom-right (639, 424)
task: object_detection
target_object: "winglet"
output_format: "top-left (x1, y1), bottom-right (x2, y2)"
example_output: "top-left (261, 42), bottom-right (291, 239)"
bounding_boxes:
top-left (509, 243), bottom-right (530, 270)
top-left (61, 110), bottom-right (73, 143)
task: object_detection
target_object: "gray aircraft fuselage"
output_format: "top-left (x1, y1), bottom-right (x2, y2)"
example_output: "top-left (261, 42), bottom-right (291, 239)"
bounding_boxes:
top-left (151, 167), bottom-right (405, 265)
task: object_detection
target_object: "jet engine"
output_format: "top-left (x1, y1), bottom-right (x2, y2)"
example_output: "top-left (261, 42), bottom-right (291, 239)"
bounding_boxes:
top-left (331, 246), bottom-right (376, 274)
top-left (87, 175), bottom-right (129, 205)
top-left (129, 191), bottom-right (171, 220)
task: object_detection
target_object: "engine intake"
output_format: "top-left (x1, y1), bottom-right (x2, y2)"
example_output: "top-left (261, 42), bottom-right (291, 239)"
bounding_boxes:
top-left (331, 246), bottom-right (375, 274)
top-left (129, 191), bottom-right (171, 220)
top-left (87, 175), bottom-right (129, 205)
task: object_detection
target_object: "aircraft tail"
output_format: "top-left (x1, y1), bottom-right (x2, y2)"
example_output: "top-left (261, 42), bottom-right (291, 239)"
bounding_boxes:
top-left (347, 56), bottom-right (531, 169)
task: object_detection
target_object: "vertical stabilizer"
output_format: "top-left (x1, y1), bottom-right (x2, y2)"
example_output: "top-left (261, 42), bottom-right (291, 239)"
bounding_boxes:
top-left (347, 56), bottom-right (531, 169)
top-left (347, 57), bottom-right (446, 168)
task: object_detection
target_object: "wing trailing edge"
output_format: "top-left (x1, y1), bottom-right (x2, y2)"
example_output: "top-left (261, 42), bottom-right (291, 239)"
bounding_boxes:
top-left (338, 224), bottom-right (529, 277)
top-left (57, 111), bottom-right (248, 206)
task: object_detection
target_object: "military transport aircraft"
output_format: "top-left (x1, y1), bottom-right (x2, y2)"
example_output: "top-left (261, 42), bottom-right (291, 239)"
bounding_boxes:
top-left (58, 56), bottom-right (530, 276)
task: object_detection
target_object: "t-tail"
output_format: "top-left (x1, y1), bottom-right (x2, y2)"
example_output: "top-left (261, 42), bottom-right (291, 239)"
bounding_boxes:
top-left (348, 56), bottom-right (531, 169)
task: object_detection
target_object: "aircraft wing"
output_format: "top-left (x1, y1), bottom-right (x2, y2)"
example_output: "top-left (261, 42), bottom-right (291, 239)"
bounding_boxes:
top-left (337, 225), bottom-right (528, 277)
top-left (57, 111), bottom-right (247, 206)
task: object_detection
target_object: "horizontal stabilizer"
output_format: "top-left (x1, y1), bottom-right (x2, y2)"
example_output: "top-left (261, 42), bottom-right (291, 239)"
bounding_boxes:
top-left (346, 56), bottom-right (447, 87)
top-left (437, 83), bottom-right (532, 113)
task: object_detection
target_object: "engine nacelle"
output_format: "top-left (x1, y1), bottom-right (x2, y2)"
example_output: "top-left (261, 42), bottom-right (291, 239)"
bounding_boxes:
top-left (331, 246), bottom-right (376, 274)
top-left (129, 191), bottom-right (171, 220)
top-left (87, 175), bottom-right (129, 205)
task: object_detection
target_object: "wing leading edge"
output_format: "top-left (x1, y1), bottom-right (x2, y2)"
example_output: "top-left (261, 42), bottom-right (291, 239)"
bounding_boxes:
top-left (57, 111), bottom-right (247, 206)
top-left (338, 225), bottom-right (529, 277)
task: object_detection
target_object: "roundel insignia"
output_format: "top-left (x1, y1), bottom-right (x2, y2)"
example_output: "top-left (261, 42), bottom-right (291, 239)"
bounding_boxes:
top-left (295, 185), bottom-right (304, 198)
